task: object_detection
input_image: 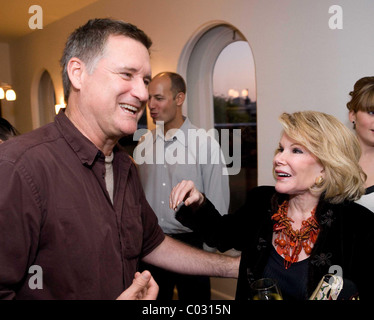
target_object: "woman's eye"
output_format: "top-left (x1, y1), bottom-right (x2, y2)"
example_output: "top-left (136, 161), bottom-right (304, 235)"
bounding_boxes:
top-left (292, 148), bottom-right (303, 154)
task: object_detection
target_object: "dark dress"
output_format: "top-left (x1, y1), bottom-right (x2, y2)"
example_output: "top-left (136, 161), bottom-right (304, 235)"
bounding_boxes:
top-left (176, 186), bottom-right (374, 300)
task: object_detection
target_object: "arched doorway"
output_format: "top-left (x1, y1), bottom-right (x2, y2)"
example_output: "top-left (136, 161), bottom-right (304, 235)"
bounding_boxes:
top-left (178, 22), bottom-right (257, 212)
top-left (179, 22), bottom-right (257, 299)
top-left (38, 70), bottom-right (56, 126)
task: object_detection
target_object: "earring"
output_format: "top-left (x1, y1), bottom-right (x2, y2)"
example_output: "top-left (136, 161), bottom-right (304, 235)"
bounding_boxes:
top-left (315, 176), bottom-right (324, 186)
top-left (352, 121), bottom-right (356, 130)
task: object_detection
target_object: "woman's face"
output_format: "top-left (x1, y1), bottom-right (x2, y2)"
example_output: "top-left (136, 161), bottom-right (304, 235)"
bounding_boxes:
top-left (273, 133), bottom-right (324, 197)
top-left (349, 110), bottom-right (374, 148)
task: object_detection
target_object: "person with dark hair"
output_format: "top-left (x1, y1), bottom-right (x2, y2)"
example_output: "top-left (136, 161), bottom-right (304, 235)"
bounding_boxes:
top-left (59, 18), bottom-right (153, 104)
top-left (134, 72), bottom-right (230, 300)
top-left (347, 76), bottom-right (374, 212)
top-left (0, 117), bottom-right (19, 143)
top-left (171, 111), bottom-right (374, 300)
top-left (0, 18), bottom-right (239, 300)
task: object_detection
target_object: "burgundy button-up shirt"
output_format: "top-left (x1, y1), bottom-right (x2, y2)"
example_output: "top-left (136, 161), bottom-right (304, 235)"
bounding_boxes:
top-left (0, 112), bottom-right (165, 299)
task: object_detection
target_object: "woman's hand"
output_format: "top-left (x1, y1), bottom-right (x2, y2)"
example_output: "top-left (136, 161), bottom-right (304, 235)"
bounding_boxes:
top-left (116, 270), bottom-right (159, 300)
top-left (169, 180), bottom-right (204, 210)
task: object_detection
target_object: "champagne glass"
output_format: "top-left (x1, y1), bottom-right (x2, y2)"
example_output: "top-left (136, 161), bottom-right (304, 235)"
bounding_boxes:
top-left (250, 278), bottom-right (283, 300)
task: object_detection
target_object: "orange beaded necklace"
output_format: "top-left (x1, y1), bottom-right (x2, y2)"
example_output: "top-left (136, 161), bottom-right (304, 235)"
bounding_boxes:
top-left (272, 200), bottom-right (319, 269)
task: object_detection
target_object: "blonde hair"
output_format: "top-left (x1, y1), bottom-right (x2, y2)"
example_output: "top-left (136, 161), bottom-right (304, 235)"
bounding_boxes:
top-left (278, 111), bottom-right (366, 204)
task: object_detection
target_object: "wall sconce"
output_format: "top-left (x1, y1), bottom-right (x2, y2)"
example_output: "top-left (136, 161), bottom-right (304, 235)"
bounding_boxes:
top-left (5, 89), bottom-right (16, 101)
top-left (0, 83), bottom-right (17, 118)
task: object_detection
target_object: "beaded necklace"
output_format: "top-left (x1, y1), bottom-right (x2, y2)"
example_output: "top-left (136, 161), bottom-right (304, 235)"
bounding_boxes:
top-left (271, 200), bottom-right (319, 269)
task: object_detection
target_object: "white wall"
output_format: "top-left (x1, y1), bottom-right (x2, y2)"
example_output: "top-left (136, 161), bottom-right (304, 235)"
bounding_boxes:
top-left (0, 42), bottom-right (11, 83)
top-left (9, 0), bottom-right (374, 185)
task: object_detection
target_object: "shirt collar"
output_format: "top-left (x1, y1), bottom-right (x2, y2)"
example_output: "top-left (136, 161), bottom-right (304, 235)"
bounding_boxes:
top-left (153, 117), bottom-right (190, 147)
top-left (54, 110), bottom-right (102, 167)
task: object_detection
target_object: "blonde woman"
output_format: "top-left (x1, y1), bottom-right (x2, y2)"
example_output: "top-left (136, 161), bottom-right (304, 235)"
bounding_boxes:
top-left (170, 111), bottom-right (374, 300)
top-left (347, 76), bottom-right (374, 212)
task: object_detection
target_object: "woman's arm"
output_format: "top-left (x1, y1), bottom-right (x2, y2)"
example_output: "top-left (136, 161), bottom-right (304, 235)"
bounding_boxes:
top-left (170, 180), bottom-right (247, 252)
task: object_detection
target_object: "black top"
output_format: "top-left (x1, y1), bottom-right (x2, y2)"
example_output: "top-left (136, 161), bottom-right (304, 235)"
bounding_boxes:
top-left (176, 186), bottom-right (374, 300)
top-left (263, 246), bottom-right (309, 300)
top-left (365, 185), bottom-right (374, 194)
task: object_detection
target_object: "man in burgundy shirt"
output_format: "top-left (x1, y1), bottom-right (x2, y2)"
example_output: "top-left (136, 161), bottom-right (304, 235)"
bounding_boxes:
top-left (0, 18), bottom-right (239, 300)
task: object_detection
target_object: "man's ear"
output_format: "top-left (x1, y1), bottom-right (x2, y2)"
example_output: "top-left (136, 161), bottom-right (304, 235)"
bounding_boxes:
top-left (175, 92), bottom-right (185, 107)
top-left (66, 57), bottom-right (84, 91)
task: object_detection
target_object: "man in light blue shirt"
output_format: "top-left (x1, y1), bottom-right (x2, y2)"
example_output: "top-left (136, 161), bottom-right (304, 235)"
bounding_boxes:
top-left (134, 72), bottom-right (230, 300)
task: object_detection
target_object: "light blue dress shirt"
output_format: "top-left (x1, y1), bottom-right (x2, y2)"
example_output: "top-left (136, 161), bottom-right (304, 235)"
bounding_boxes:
top-left (134, 117), bottom-right (230, 234)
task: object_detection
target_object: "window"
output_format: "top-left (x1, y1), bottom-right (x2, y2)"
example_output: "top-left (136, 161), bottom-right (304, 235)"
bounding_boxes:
top-left (213, 41), bottom-right (257, 212)
top-left (178, 23), bottom-right (257, 212)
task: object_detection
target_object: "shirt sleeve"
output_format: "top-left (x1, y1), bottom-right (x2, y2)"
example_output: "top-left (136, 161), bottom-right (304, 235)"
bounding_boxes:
top-left (176, 186), bottom-right (274, 252)
top-left (175, 198), bottom-right (243, 252)
top-left (200, 136), bottom-right (230, 216)
top-left (0, 160), bottom-right (42, 300)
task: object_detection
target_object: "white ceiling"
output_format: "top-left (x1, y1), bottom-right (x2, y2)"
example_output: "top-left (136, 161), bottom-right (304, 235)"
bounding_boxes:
top-left (0, 0), bottom-right (100, 42)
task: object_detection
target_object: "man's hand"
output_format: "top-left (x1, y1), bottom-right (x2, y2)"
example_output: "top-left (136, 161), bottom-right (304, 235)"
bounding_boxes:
top-left (116, 270), bottom-right (159, 300)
